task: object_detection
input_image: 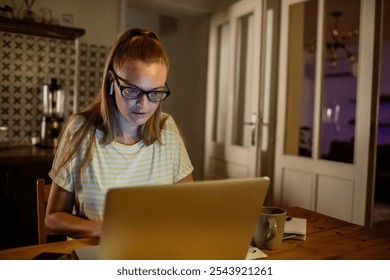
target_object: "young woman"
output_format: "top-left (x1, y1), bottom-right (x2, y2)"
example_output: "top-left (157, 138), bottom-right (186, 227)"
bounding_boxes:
top-left (46, 28), bottom-right (194, 239)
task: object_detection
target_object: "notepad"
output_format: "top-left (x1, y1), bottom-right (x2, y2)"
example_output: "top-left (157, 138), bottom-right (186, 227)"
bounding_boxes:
top-left (284, 217), bottom-right (307, 240)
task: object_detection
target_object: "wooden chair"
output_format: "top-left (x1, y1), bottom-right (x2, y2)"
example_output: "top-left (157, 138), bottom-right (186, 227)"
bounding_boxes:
top-left (36, 178), bottom-right (61, 244)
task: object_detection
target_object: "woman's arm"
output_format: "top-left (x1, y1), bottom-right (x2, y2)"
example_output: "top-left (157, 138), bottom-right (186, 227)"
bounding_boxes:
top-left (45, 182), bottom-right (102, 239)
top-left (177, 173), bottom-right (194, 183)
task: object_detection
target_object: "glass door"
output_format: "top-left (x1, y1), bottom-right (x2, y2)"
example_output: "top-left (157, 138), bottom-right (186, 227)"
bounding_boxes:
top-left (274, 0), bottom-right (380, 226)
top-left (204, 0), bottom-right (263, 179)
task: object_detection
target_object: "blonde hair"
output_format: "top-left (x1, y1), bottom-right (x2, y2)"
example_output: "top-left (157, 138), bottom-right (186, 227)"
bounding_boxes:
top-left (53, 28), bottom-right (170, 175)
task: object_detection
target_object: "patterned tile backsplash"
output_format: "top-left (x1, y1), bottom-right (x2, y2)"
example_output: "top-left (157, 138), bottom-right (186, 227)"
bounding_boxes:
top-left (0, 31), bottom-right (110, 144)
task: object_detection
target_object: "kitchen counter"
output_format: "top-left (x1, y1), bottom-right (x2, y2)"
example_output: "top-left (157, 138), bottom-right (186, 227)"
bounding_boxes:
top-left (0, 145), bottom-right (54, 165)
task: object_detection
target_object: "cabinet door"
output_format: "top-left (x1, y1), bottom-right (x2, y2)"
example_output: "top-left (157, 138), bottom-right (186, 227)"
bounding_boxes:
top-left (0, 163), bottom-right (52, 249)
top-left (0, 167), bottom-right (15, 249)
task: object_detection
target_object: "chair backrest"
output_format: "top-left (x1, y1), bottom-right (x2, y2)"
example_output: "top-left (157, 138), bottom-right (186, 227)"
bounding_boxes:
top-left (36, 178), bottom-right (54, 244)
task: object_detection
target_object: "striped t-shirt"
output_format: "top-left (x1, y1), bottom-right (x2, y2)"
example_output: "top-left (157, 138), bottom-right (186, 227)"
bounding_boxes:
top-left (49, 113), bottom-right (193, 221)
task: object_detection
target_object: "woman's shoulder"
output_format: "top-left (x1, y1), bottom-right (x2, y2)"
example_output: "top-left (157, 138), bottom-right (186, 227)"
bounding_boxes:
top-left (160, 112), bottom-right (185, 141)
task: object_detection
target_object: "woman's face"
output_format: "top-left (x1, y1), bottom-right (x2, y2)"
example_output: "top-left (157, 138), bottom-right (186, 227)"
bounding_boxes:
top-left (113, 60), bottom-right (168, 132)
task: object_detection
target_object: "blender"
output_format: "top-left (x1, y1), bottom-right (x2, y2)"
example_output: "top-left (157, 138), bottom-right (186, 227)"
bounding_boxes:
top-left (40, 78), bottom-right (65, 148)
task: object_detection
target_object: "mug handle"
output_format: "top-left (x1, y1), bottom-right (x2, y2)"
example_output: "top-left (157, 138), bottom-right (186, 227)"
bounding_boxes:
top-left (266, 217), bottom-right (277, 241)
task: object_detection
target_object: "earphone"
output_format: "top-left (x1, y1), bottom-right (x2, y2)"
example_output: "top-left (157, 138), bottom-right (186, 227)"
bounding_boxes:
top-left (109, 82), bottom-right (114, 95)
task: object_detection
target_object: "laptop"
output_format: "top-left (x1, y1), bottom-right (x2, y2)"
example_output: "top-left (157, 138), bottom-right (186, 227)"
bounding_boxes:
top-left (76, 177), bottom-right (270, 260)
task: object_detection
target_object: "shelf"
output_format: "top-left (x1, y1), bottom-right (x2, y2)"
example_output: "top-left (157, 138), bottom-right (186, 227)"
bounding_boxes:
top-left (0, 16), bottom-right (85, 40)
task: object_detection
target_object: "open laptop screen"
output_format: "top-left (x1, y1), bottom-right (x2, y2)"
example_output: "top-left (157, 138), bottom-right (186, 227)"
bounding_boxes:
top-left (91, 177), bottom-right (269, 260)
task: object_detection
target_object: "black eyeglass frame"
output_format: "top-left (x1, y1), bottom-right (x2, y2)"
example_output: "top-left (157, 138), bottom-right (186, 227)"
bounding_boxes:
top-left (110, 70), bottom-right (170, 102)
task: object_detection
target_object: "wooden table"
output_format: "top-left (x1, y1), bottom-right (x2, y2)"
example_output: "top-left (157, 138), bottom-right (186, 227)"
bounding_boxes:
top-left (0, 237), bottom-right (99, 260)
top-left (263, 207), bottom-right (390, 259)
top-left (0, 207), bottom-right (388, 260)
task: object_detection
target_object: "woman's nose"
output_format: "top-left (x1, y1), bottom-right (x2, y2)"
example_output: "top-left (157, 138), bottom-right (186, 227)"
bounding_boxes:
top-left (136, 94), bottom-right (149, 107)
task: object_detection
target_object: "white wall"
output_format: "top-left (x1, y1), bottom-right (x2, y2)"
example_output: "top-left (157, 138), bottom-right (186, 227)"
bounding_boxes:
top-left (126, 8), bottom-right (209, 180)
top-left (163, 17), bottom-right (209, 181)
top-left (0, 0), bottom-right (121, 45)
top-left (0, 0), bottom-right (209, 179)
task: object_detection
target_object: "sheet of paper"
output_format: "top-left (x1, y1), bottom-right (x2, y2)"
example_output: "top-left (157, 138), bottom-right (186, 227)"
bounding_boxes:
top-left (246, 246), bottom-right (267, 259)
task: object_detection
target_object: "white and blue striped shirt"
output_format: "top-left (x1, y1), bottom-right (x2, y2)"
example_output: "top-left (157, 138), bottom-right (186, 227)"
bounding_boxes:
top-left (49, 113), bottom-right (193, 221)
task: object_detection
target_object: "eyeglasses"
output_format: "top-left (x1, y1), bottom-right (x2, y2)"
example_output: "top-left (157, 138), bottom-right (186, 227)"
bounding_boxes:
top-left (111, 70), bottom-right (170, 102)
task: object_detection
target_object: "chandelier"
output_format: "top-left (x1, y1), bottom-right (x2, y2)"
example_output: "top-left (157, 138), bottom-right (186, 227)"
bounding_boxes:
top-left (326, 11), bottom-right (359, 67)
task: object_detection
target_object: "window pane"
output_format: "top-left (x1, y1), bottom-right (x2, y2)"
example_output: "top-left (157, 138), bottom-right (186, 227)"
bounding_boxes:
top-left (378, 0), bottom-right (390, 146)
top-left (212, 23), bottom-right (230, 143)
top-left (320, 0), bottom-right (360, 163)
top-left (284, 0), bottom-right (317, 157)
top-left (232, 13), bottom-right (254, 147)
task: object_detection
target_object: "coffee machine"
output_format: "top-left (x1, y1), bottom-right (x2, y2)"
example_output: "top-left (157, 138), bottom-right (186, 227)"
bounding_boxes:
top-left (40, 78), bottom-right (65, 148)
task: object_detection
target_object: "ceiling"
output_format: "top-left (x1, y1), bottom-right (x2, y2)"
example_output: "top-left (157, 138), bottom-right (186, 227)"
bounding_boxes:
top-left (126, 0), bottom-right (389, 38)
top-left (126, 0), bottom-right (237, 17)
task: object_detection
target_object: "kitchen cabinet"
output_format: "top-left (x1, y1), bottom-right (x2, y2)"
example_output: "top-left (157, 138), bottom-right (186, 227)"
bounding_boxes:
top-left (0, 15), bottom-right (85, 119)
top-left (0, 146), bottom-right (54, 249)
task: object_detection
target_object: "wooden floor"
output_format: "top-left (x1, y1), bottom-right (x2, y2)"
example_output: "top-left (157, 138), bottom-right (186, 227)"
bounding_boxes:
top-left (373, 219), bottom-right (390, 233)
top-left (373, 201), bottom-right (390, 233)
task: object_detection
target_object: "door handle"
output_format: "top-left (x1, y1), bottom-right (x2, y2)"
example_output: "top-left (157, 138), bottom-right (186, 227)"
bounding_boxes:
top-left (243, 113), bottom-right (258, 146)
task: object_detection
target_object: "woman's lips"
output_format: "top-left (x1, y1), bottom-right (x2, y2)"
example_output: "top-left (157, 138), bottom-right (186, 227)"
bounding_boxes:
top-left (131, 111), bottom-right (147, 116)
